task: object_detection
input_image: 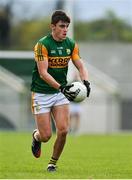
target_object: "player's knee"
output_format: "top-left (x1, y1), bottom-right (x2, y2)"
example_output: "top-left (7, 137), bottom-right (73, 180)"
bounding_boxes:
top-left (40, 132), bottom-right (52, 142)
top-left (59, 128), bottom-right (68, 137)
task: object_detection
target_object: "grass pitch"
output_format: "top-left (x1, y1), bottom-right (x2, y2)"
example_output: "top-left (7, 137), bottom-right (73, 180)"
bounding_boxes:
top-left (0, 131), bottom-right (132, 179)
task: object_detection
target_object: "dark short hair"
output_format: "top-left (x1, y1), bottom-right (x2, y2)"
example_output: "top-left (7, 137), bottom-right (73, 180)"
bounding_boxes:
top-left (51, 10), bottom-right (70, 25)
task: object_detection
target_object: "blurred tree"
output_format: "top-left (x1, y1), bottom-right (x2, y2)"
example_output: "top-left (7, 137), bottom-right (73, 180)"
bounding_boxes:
top-left (74, 10), bottom-right (132, 42)
top-left (3, 9), bottom-right (132, 50)
top-left (0, 3), bottom-right (12, 49)
top-left (11, 18), bottom-right (50, 50)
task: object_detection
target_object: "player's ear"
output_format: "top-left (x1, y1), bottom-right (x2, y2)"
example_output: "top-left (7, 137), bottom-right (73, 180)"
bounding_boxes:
top-left (51, 24), bottom-right (56, 30)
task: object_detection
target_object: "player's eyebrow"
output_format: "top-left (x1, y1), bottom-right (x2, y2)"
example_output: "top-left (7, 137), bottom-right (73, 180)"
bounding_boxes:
top-left (58, 24), bottom-right (69, 28)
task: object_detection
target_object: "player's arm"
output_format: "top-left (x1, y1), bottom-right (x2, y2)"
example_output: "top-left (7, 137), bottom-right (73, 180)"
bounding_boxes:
top-left (71, 43), bottom-right (91, 97)
top-left (72, 59), bottom-right (91, 97)
top-left (34, 43), bottom-right (60, 89)
top-left (37, 60), bottom-right (60, 89)
top-left (72, 58), bottom-right (88, 81)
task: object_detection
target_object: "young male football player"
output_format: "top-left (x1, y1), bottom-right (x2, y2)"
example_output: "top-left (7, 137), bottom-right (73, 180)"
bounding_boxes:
top-left (31, 10), bottom-right (90, 172)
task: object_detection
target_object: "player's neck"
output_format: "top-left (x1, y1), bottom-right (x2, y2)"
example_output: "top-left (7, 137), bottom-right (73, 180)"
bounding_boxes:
top-left (51, 32), bottom-right (63, 42)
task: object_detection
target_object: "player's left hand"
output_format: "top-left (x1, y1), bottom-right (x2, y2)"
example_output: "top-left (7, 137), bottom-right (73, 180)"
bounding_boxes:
top-left (83, 80), bottom-right (91, 97)
top-left (59, 84), bottom-right (77, 101)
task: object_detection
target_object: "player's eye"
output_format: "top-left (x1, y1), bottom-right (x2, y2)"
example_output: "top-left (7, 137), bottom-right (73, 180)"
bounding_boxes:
top-left (59, 24), bottom-right (69, 28)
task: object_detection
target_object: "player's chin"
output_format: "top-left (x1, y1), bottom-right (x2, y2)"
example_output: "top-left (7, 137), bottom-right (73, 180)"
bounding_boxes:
top-left (62, 35), bottom-right (67, 39)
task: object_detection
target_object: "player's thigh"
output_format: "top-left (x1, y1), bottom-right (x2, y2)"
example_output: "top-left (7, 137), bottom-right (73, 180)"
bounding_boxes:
top-left (35, 112), bottom-right (52, 138)
top-left (52, 104), bottom-right (70, 132)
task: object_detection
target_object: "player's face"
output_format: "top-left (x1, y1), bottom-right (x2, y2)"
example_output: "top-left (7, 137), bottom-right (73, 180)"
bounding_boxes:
top-left (52, 21), bottom-right (69, 41)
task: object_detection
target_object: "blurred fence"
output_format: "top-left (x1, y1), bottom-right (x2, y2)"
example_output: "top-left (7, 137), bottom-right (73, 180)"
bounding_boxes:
top-left (0, 65), bottom-right (31, 130)
top-left (79, 42), bottom-right (132, 130)
top-left (0, 48), bottom-right (124, 133)
top-left (0, 51), bottom-right (34, 131)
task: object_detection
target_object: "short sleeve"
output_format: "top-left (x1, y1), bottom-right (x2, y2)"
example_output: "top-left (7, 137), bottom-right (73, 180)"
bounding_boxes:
top-left (71, 43), bottom-right (80, 61)
top-left (34, 43), bottom-right (48, 61)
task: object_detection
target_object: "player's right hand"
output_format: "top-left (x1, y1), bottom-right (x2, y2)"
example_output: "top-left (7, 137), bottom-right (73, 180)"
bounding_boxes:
top-left (59, 84), bottom-right (77, 101)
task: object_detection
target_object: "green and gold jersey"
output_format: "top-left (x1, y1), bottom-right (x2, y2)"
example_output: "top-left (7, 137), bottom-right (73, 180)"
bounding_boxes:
top-left (31, 34), bottom-right (80, 94)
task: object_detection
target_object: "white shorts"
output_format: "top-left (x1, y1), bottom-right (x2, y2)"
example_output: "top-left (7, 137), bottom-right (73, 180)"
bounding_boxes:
top-left (31, 92), bottom-right (69, 114)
